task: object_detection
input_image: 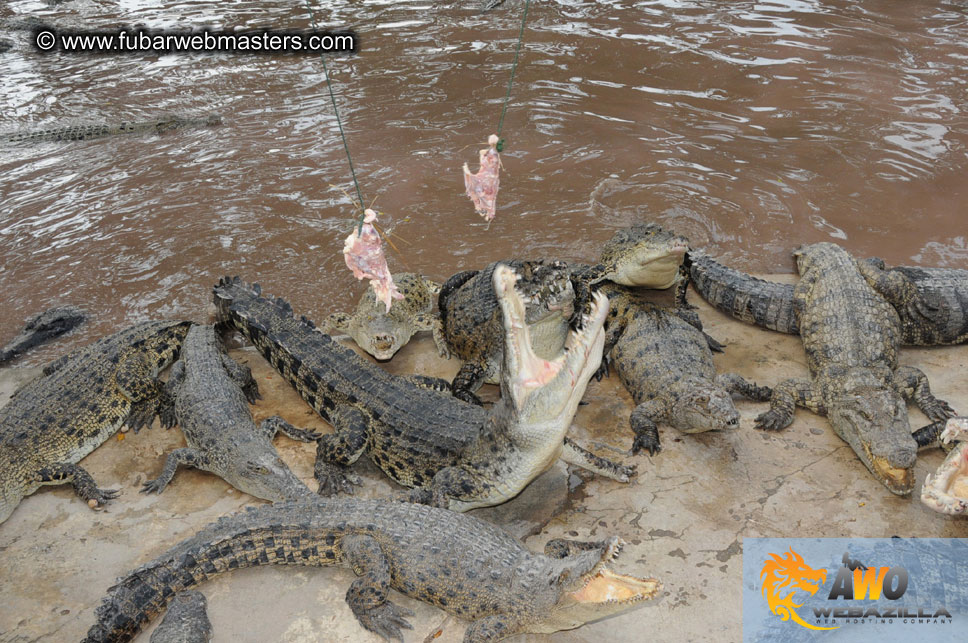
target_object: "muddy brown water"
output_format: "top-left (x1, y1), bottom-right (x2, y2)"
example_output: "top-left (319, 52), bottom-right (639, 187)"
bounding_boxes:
top-left (1, 0), bottom-right (967, 364)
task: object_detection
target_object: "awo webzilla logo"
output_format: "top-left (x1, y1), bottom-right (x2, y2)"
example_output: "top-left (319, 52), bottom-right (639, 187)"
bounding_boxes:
top-left (759, 547), bottom-right (953, 630)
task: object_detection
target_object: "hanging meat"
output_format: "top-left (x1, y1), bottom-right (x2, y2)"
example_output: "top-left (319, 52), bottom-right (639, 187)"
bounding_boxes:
top-left (343, 208), bottom-right (403, 312)
top-left (463, 134), bottom-right (501, 222)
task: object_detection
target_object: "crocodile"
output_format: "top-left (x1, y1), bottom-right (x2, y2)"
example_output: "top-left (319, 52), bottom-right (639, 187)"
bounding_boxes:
top-left (326, 272), bottom-right (448, 361)
top-left (0, 320), bottom-right (191, 524)
top-left (149, 591), bottom-right (211, 643)
top-left (752, 243), bottom-right (956, 495)
top-left (921, 417), bottom-right (968, 516)
top-left (141, 324), bottom-right (317, 502)
top-left (214, 269), bottom-right (633, 512)
top-left (438, 223), bottom-right (690, 405)
top-left (0, 305), bottom-right (85, 364)
top-left (602, 285), bottom-right (771, 455)
top-left (1, 114), bottom-right (222, 144)
top-left (686, 251), bottom-right (968, 346)
top-left (83, 497), bottom-right (661, 643)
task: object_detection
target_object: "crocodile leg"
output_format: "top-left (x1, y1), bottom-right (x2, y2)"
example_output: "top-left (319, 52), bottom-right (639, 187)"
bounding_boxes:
top-left (341, 535), bottom-right (415, 642)
top-left (259, 416), bottom-right (321, 442)
top-left (142, 448), bottom-right (211, 494)
top-left (36, 463), bottom-right (120, 507)
top-left (314, 406), bottom-right (367, 496)
top-left (913, 421), bottom-right (948, 449)
top-left (894, 366), bottom-right (957, 422)
top-left (451, 361), bottom-right (487, 406)
top-left (755, 379), bottom-right (823, 431)
top-left (673, 308), bottom-right (725, 353)
top-left (628, 400), bottom-right (666, 456)
top-left (414, 313), bottom-right (451, 359)
top-left (858, 259), bottom-right (943, 326)
top-left (716, 373), bottom-right (773, 401)
top-left (116, 351), bottom-right (169, 431)
top-left (416, 465), bottom-right (492, 509)
top-left (402, 374), bottom-right (452, 393)
top-left (219, 353), bottom-right (261, 403)
top-left (561, 438), bottom-right (635, 482)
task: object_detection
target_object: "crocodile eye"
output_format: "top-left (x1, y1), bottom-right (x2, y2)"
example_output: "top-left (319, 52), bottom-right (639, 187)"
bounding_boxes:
top-left (695, 395), bottom-right (709, 404)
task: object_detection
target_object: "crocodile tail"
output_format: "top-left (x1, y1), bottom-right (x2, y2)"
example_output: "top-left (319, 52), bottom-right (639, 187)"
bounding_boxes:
top-left (83, 506), bottom-right (324, 643)
top-left (688, 251), bottom-right (800, 334)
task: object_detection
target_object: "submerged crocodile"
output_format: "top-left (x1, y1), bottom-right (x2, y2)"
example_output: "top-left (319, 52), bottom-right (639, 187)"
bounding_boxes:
top-left (142, 324), bottom-right (317, 502)
top-left (149, 591), bottom-right (211, 643)
top-left (753, 243), bottom-right (955, 495)
top-left (687, 251), bottom-right (968, 346)
top-left (1, 114), bottom-right (221, 144)
top-left (921, 417), bottom-right (968, 516)
top-left (0, 305), bottom-right (85, 364)
top-left (0, 320), bottom-right (190, 524)
top-left (214, 269), bottom-right (633, 512)
top-left (602, 285), bottom-right (771, 455)
top-left (326, 272), bottom-right (447, 361)
top-left (438, 223), bottom-right (690, 404)
top-left (83, 498), bottom-right (660, 643)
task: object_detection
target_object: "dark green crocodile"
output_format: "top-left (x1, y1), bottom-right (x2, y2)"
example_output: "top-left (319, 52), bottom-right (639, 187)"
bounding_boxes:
top-left (214, 269), bottom-right (633, 512)
top-left (438, 223), bottom-right (690, 405)
top-left (1, 114), bottom-right (221, 144)
top-left (148, 591), bottom-right (211, 643)
top-left (602, 285), bottom-right (771, 455)
top-left (0, 305), bottom-right (85, 365)
top-left (141, 324), bottom-right (317, 502)
top-left (0, 320), bottom-right (191, 524)
top-left (752, 243), bottom-right (956, 495)
top-left (326, 272), bottom-right (448, 361)
top-left (686, 251), bottom-right (968, 346)
top-left (83, 498), bottom-right (660, 643)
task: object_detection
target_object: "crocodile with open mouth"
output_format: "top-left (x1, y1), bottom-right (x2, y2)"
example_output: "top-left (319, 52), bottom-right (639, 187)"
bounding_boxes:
top-left (213, 266), bottom-right (633, 513)
top-left (83, 497), bottom-right (661, 643)
top-left (921, 417), bottom-right (968, 515)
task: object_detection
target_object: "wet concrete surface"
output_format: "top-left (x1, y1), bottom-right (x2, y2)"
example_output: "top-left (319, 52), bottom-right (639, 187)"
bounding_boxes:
top-left (1, 278), bottom-right (966, 642)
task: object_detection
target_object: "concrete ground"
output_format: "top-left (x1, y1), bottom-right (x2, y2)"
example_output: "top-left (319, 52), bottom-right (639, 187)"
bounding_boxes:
top-left (1, 278), bottom-right (966, 642)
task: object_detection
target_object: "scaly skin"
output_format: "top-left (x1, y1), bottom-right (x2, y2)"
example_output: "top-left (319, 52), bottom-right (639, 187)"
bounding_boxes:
top-left (439, 224), bottom-right (689, 405)
top-left (0, 320), bottom-right (191, 524)
top-left (83, 498), bottom-right (661, 643)
top-left (602, 284), bottom-right (771, 455)
top-left (149, 591), bottom-right (211, 643)
top-left (213, 272), bottom-right (631, 512)
top-left (1, 114), bottom-right (221, 143)
top-left (326, 272), bottom-right (447, 361)
top-left (686, 251), bottom-right (968, 346)
top-left (438, 260), bottom-right (575, 405)
top-left (0, 305), bottom-right (85, 364)
top-left (753, 243), bottom-right (956, 495)
top-left (142, 324), bottom-right (317, 502)
top-left (921, 417), bottom-right (968, 515)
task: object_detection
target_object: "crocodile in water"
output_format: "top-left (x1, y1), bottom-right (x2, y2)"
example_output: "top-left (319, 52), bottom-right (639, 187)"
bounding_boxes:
top-left (141, 324), bottom-right (317, 502)
top-left (752, 243), bottom-right (956, 495)
top-left (214, 268), bottom-right (633, 512)
top-left (0, 320), bottom-right (191, 524)
top-left (0, 305), bottom-right (85, 365)
top-left (1, 114), bottom-right (221, 143)
top-left (83, 497), bottom-right (660, 643)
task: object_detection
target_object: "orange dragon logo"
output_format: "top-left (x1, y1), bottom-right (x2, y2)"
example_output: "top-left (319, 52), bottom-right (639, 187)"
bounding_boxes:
top-left (760, 548), bottom-right (838, 631)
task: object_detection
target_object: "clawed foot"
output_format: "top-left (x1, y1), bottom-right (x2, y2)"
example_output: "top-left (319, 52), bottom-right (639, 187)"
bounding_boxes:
top-left (241, 379), bottom-right (261, 404)
top-left (126, 400), bottom-right (159, 433)
top-left (631, 434), bottom-right (661, 457)
top-left (315, 463), bottom-right (361, 496)
top-left (923, 398), bottom-right (957, 423)
top-left (141, 477), bottom-right (168, 495)
top-left (357, 601), bottom-right (414, 643)
top-left (755, 409), bottom-right (791, 431)
top-left (594, 356), bottom-right (610, 381)
top-left (615, 462), bottom-right (637, 483)
top-left (85, 486), bottom-right (121, 508)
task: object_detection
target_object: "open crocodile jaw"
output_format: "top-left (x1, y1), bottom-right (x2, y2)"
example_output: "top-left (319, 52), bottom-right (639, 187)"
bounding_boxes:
top-left (494, 264), bottom-right (608, 418)
top-left (921, 418), bottom-right (968, 515)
